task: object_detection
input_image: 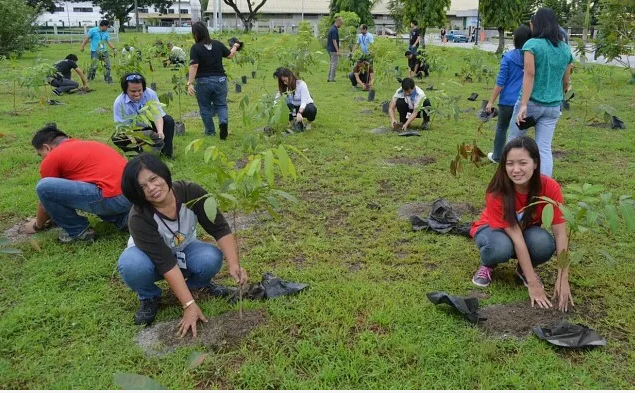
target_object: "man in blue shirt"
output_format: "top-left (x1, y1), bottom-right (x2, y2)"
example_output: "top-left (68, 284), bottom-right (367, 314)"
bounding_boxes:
top-left (112, 73), bottom-right (175, 158)
top-left (355, 24), bottom-right (374, 57)
top-left (80, 20), bottom-right (116, 83)
top-left (326, 17), bottom-right (342, 82)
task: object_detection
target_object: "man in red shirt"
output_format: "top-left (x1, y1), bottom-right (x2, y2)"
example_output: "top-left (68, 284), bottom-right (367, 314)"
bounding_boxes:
top-left (23, 125), bottom-right (132, 243)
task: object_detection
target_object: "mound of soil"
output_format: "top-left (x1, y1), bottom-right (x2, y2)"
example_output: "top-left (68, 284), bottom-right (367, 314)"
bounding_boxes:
top-left (90, 108), bottom-right (109, 114)
top-left (370, 126), bottom-right (390, 134)
top-left (360, 109), bottom-right (374, 115)
top-left (552, 150), bottom-right (567, 159)
top-left (182, 111), bottom-right (200, 119)
top-left (3, 220), bottom-right (33, 244)
top-left (398, 201), bottom-right (480, 220)
top-left (386, 156), bottom-right (436, 166)
top-left (136, 309), bottom-right (267, 357)
top-left (478, 301), bottom-right (565, 338)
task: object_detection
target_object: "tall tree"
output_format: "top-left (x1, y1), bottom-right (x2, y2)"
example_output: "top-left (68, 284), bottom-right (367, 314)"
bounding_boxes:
top-left (390, 0), bottom-right (451, 46)
top-left (519, 0), bottom-right (541, 23)
top-left (542, 0), bottom-right (570, 23)
top-left (222, 0), bottom-right (269, 32)
top-left (479, 0), bottom-right (523, 54)
top-left (329, 0), bottom-right (375, 26)
top-left (93, 0), bottom-right (174, 32)
top-left (25, 0), bottom-right (58, 14)
top-left (2, 0), bottom-right (39, 56)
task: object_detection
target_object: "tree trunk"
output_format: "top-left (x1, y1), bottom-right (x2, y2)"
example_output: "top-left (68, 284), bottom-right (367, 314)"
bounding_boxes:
top-left (421, 26), bottom-right (427, 48)
top-left (117, 16), bottom-right (126, 32)
top-left (496, 27), bottom-right (505, 54)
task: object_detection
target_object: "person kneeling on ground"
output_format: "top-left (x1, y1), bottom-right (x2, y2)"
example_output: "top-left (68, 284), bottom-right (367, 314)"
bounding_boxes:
top-left (405, 51), bottom-right (429, 78)
top-left (470, 136), bottom-right (573, 311)
top-left (348, 58), bottom-right (374, 90)
top-left (276, 67), bottom-right (317, 131)
top-left (23, 124), bottom-right (132, 243)
top-left (113, 73), bottom-right (175, 159)
top-left (118, 153), bottom-right (248, 333)
top-left (163, 43), bottom-right (187, 67)
top-left (389, 77), bottom-right (431, 130)
top-left (50, 54), bottom-right (89, 96)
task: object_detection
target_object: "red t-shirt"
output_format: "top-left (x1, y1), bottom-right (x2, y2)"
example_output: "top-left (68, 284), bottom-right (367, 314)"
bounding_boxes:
top-left (39, 139), bottom-right (127, 198)
top-left (470, 175), bottom-right (565, 237)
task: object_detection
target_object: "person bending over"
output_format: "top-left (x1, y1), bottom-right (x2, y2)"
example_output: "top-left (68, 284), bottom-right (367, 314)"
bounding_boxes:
top-left (389, 78), bottom-right (431, 130)
top-left (276, 67), bottom-right (318, 131)
top-left (113, 73), bottom-right (175, 159)
top-left (118, 153), bottom-right (248, 332)
top-left (405, 51), bottom-right (429, 78)
top-left (50, 54), bottom-right (89, 96)
top-left (470, 136), bottom-right (573, 311)
top-left (163, 43), bottom-right (187, 67)
top-left (23, 125), bottom-right (132, 243)
top-left (349, 59), bottom-right (374, 90)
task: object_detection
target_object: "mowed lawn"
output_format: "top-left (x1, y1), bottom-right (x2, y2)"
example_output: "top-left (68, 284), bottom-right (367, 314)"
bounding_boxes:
top-left (0, 32), bottom-right (634, 389)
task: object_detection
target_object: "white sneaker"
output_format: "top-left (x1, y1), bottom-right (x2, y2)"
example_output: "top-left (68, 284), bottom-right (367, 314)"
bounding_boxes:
top-left (487, 152), bottom-right (498, 164)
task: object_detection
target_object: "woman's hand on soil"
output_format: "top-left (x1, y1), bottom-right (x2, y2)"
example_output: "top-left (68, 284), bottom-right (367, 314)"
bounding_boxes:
top-left (528, 283), bottom-right (552, 309)
top-left (177, 303), bottom-right (207, 338)
top-left (229, 265), bottom-right (248, 285)
top-left (553, 277), bottom-right (574, 312)
top-left (516, 104), bottom-right (528, 125)
top-left (187, 84), bottom-right (196, 96)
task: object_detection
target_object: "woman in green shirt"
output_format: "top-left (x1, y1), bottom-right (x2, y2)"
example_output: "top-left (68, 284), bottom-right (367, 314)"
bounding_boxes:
top-left (507, 7), bottom-right (573, 178)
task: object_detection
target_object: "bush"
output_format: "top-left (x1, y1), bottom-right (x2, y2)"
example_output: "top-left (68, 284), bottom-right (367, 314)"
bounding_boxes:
top-left (0, 0), bottom-right (40, 57)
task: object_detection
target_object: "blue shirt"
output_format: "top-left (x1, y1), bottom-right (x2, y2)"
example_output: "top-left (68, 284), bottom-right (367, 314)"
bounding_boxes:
top-left (88, 26), bottom-right (110, 52)
top-left (327, 25), bottom-right (339, 52)
top-left (113, 88), bottom-right (166, 127)
top-left (495, 49), bottom-right (524, 106)
top-left (356, 32), bottom-right (374, 54)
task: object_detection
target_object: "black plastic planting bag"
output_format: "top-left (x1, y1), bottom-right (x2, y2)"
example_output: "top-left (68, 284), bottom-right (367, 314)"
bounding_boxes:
top-left (533, 321), bottom-right (606, 348)
top-left (427, 292), bottom-right (484, 323)
top-left (410, 199), bottom-right (464, 235)
top-left (228, 272), bottom-right (308, 304)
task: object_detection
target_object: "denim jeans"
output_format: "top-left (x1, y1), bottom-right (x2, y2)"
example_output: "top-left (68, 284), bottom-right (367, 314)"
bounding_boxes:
top-left (507, 100), bottom-right (562, 177)
top-left (36, 178), bottom-right (131, 237)
top-left (491, 104), bottom-right (514, 162)
top-left (50, 78), bottom-right (79, 93)
top-left (474, 225), bottom-right (556, 267)
top-left (328, 51), bottom-right (339, 81)
top-left (117, 240), bottom-right (223, 300)
top-left (195, 76), bottom-right (228, 135)
top-left (88, 51), bottom-right (111, 82)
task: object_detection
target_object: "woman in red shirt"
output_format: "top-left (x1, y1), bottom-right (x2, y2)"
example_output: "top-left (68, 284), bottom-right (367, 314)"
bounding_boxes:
top-left (470, 136), bottom-right (573, 311)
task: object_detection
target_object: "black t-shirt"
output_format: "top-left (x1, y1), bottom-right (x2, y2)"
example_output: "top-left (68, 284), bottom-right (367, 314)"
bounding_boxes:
top-left (189, 40), bottom-right (231, 78)
top-left (327, 25), bottom-right (340, 52)
top-left (54, 59), bottom-right (78, 80)
top-left (410, 27), bottom-right (420, 46)
top-left (408, 56), bottom-right (422, 72)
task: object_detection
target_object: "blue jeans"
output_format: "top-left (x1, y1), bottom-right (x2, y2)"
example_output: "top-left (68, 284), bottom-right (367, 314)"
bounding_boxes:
top-left (507, 100), bottom-right (562, 177)
top-left (474, 225), bottom-right (556, 267)
top-left (36, 178), bottom-right (131, 237)
top-left (118, 240), bottom-right (223, 300)
top-left (195, 76), bottom-right (228, 135)
top-left (88, 51), bottom-right (111, 82)
top-left (491, 104), bottom-right (514, 162)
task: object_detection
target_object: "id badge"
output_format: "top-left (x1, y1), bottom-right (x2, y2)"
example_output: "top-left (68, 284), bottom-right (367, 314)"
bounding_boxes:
top-left (176, 251), bottom-right (187, 269)
top-left (406, 112), bottom-right (412, 119)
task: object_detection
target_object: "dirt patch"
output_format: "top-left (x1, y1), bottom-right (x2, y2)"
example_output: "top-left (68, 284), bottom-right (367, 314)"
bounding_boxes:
top-left (2, 219), bottom-right (34, 244)
top-left (552, 150), bottom-right (567, 159)
top-left (182, 110), bottom-right (200, 119)
top-left (467, 290), bottom-right (490, 300)
top-left (136, 309), bottom-right (267, 357)
top-left (344, 262), bottom-right (365, 272)
top-left (424, 263), bottom-right (438, 270)
top-left (386, 155), bottom-right (436, 166)
top-left (369, 126), bottom-right (390, 134)
top-left (353, 96), bottom-right (366, 102)
top-left (378, 179), bottom-right (392, 194)
top-left (226, 212), bottom-right (269, 232)
top-left (398, 201), bottom-right (480, 220)
top-left (360, 109), bottom-right (374, 115)
top-left (478, 301), bottom-right (565, 338)
top-left (234, 157), bottom-right (248, 169)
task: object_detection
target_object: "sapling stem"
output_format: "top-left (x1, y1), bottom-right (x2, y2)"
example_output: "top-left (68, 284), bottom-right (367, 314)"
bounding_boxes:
top-left (233, 210), bottom-right (243, 320)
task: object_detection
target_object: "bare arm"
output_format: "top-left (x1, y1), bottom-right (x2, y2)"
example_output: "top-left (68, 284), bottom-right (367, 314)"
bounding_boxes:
top-left (516, 51), bottom-right (536, 124)
top-left (80, 36), bottom-right (90, 51)
top-left (74, 68), bottom-right (89, 87)
top-left (368, 72), bottom-right (374, 87)
top-left (389, 99), bottom-right (397, 124)
top-left (552, 222), bottom-right (573, 311)
top-left (36, 202), bottom-right (50, 228)
top-left (226, 43), bottom-right (240, 59)
top-left (333, 39), bottom-right (340, 53)
top-left (486, 85), bottom-right (503, 112)
top-left (163, 266), bottom-right (207, 338)
top-left (154, 114), bottom-right (164, 138)
top-left (187, 64), bottom-right (199, 96)
top-left (216, 234), bottom-right (248, 285)
top-left (354, 72), bottom-right (363, 86)
top-left (562, 63), bottom-right (573, 93)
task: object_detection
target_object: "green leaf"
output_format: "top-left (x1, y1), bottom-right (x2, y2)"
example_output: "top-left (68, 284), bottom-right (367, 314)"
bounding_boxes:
top-left (273, 189), bottom-right (299, 203)
top-left (263, 150), bottom-right (274, 186)
top-left (186, 351), bottom-right (208, 371)
top-left (246, 158), bottom-right (262, 177)
top-left (266, 195), bottom-right (280, 210)
top-left (219, 193), bottom-right (240, 205)
top-left (0, 237), bottom-right (10, 246)
top-left (277, 145), bottom-right (292, 178)
top-left (556, 250), bottom-right (570, 269)
top-left (570, 250), bottom-right (584, 265)
top-left (598, 249), bottom-right (616, 266)
top-left (605, 204), bottom-right (619, 233)
top-left (204, 146), bottom-right (214, 164)
top-left (113, 373), bottom-right (166, 390)
top-left (0, 248), bottom-right (22, 255)
top-left (619, 200), bottom-right (635, 231)
top-left (204, 197), bottom-right (218, 222)
top-left (541, 203), bottom-right (554, 229)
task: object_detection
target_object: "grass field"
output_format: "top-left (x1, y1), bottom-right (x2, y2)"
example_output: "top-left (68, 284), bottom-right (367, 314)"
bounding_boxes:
top-left (1, 32), bottom-right (634, 389)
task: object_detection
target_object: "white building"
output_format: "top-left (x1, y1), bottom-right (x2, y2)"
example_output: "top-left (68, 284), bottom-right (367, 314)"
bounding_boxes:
top-left (36, 0), bottom-right (202, 28)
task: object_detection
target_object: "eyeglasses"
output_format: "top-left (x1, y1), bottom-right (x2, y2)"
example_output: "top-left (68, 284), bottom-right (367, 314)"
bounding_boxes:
top-left (125, 74), bottom-right (143, 82)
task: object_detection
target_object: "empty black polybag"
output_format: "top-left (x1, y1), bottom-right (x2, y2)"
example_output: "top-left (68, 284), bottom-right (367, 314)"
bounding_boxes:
top-left (533, 321), bottom-right (606, 348)
top-left (228, 272), bottom-right (308, 304)
top-left (410, 199), bottom-right (465, 235)
top-left (427, 292), bottom-right (484, 323)
top-left (398, 131), bottom-right (421, 137)
top-left (611, 115), bottom-right (626, 130)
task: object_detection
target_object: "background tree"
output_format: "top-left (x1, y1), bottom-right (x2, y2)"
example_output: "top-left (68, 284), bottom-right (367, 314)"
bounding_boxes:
top-left (25, 0), bottom-right (58, 14)
top-left (519, 0), bottom-right (541, 22)
top-left (329, 0), bottom-right (375, 27)
top-left (479, 0), bottom-right (523, 54)
top-left (222, 0), bottom-right (268, 32)
top-left (92, 0), bottom-right (174, 32)
top-left (387, 0), bottom-right (406, 34)
top-left (0, 0), bottom-right (40, 57)
top-left (594, 0), bottom-right (635, 69)
top-left (390, 0), bottom-right (450, 46)
top-left (542, 0), bottom-right (571, 23)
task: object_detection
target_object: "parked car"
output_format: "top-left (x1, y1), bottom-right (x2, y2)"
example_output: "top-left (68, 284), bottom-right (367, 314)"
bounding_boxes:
top-left (446, 30), bottom-right (468, 43)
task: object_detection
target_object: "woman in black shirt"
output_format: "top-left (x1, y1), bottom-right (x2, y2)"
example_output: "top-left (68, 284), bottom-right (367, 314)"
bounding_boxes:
top-left (186, 22), bottom-right (241, 140)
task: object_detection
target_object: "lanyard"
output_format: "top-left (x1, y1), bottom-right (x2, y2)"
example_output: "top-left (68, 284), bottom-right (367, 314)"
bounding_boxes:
top-left (155, 203), bottom-right (186, 246)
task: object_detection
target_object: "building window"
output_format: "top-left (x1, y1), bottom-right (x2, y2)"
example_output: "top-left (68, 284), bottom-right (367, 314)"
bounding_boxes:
top-left (181, 9), bottom-right (188, 14)
top-left (73, 7), bottom-right (93, 12)
top-left (167, 9), bottom-right (175, 14)
top-left (54, 6), bottom-right (64, 12)
top-left (137, 8), bottom-right (149, 13)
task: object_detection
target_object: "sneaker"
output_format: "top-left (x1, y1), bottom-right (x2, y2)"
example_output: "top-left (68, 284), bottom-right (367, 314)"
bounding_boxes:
top-left (134, 298), bottom-right (160, 325)
top-left (206, 282), bottom-right (236, 298)
top-left (487, 152), bottom-right (498, 164)
top-left (52, 89), bottom-right (62, 96)
top-left (515, 264), bottom-right (543, 287)
top-left (58, 227), bottom-right (95, 244)
top-left (472, 265), bottom-right (493, 287)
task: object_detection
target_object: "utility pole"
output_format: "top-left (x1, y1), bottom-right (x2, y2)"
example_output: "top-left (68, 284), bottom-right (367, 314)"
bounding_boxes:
top-left (178, 0), bottom-right (182, 27)
top-left (475, 2), bottom-right (480, 45)
top-left (301, 0), bottom-right (304, 21)
top-left (134, 0), bottom-right (139, 32)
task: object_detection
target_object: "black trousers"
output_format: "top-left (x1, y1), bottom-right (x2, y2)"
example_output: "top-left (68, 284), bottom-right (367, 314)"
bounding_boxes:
top-left (50, 78), bottom-right (79, 93)
top-left (112, 114), bottom-right (175, 156)
top-left (348, 72), bottom-right (369, 87)
top-left (396, 98), bottom-right (431, 124)
top-left (288, 103), bottom-right (318, 122)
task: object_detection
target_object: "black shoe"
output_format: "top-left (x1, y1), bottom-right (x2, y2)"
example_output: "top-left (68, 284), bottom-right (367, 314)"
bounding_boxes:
top-left (52, 89), bottom-right (62, 96)
top-left (219, 123), bottom-right (228, 140)
top-left (134, 298), bottom-right (160, 325)
top-left (206, 282), bottom-right (236, 298)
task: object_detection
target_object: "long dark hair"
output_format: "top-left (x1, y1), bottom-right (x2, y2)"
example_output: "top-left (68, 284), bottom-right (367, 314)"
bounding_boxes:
top-left (277, 67), bottom-right (298, 93)
top-left (192, 21), bottom-right (212, 45)
top-left (486, 136), bottom-right (542, 229)
top-left (121, 153), bottom-right (173, 211)
top-left (530, 8), bottom-right (561, 47)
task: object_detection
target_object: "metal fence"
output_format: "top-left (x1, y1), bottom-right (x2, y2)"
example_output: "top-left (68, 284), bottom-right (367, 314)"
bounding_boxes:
top-left (34, 27), bottom-right (119, 44)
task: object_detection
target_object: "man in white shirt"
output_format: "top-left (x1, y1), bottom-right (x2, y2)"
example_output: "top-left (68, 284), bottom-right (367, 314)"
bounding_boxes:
top-left (389, 78), bottom-right (431, 130)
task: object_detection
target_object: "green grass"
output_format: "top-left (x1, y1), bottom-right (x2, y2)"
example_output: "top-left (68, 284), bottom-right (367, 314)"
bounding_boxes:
top-left (1, 33), bottom-right (634, 389)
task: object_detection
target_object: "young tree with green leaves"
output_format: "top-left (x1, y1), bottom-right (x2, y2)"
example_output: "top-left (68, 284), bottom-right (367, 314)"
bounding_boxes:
top-left (329, 0), bottom-right (375, 27)
top-left (0, 0), bottom-right (40, 57)
top-left (479, 0), bottom-right (523, 54)
top-left (594, 0), bottom-right (635, 69)
top-left (391, 0), bottom-right (451, 46)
